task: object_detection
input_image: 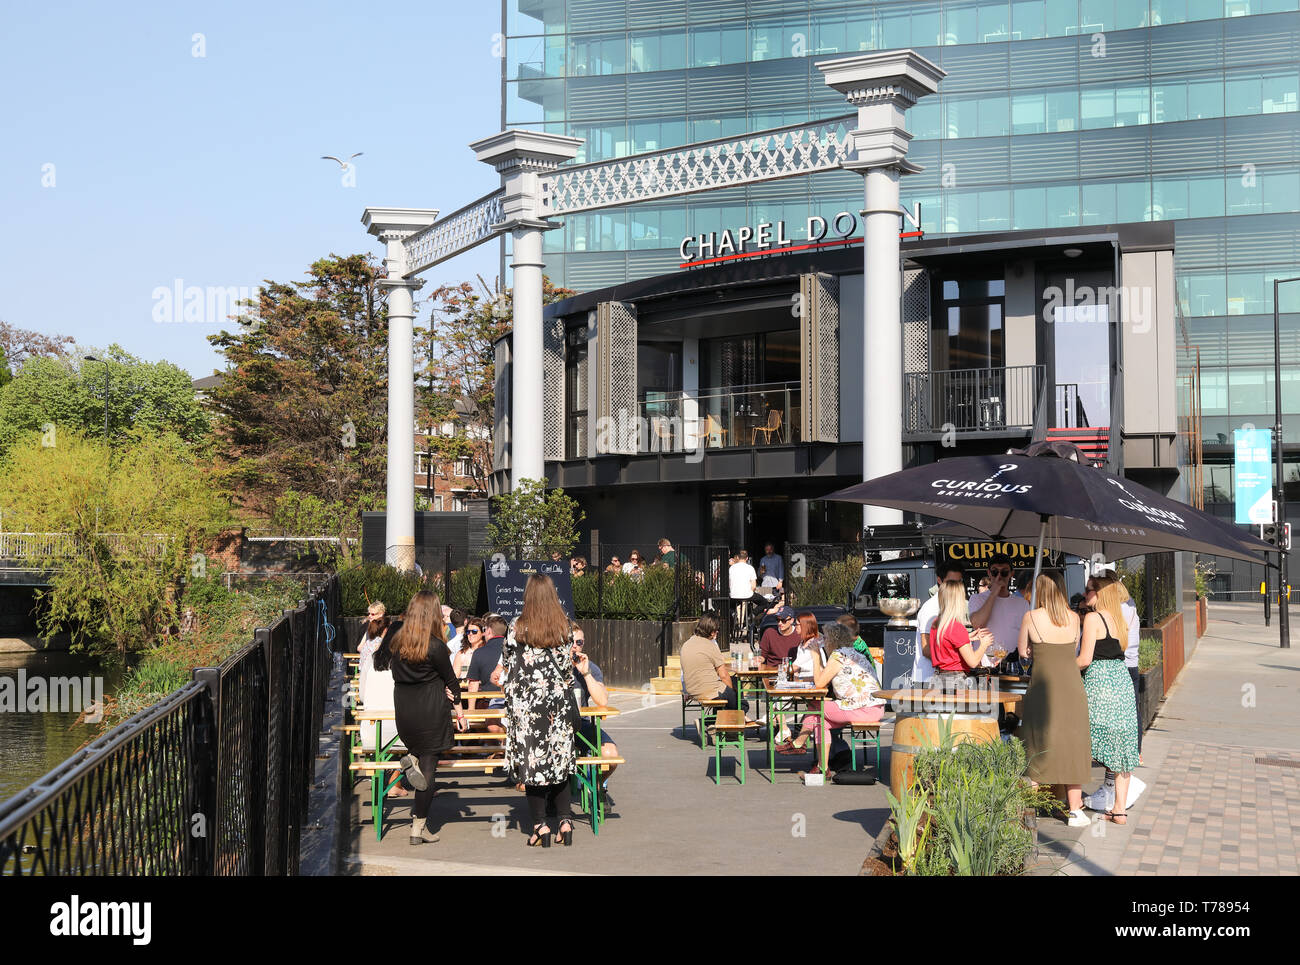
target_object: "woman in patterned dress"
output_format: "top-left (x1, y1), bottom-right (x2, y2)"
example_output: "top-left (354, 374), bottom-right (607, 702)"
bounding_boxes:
top-left (503, 573), bottom-right (578, 847)
top-left (1079, 579), bottom-right (1140, 825)
top-left (774, 621), bottom-right (885, 766)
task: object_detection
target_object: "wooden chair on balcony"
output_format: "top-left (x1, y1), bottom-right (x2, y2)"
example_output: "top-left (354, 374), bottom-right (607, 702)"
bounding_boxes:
top-left (701, 412), bottom-right (727, 448)
top-left (650, 416), bottom-right (674, 450)
top-left (752, 408), bottom-right (783, 445)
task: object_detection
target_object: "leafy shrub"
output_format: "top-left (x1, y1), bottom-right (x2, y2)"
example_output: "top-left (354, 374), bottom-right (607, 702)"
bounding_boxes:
top-left (909, 729), bottom-right (1053, 877)
top-left (109, 575), bottom-right (312, 723)
top-left (340, 561), bottom-right (425, 616)
top-left (1138, 634), bottom-right (1162, 673)
top-left (573, 567), bottom-right (678, 619)
top-left (787, 558), bottom-right (861, 607)
top-left (448, 564), bottom-right (482, 613)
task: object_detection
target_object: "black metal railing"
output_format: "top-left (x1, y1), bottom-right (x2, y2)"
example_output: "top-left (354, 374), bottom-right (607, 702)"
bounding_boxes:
top-left (904, 365), bottom-right (1045, 435)
top-left (0, 576), bottom-right (340, 876)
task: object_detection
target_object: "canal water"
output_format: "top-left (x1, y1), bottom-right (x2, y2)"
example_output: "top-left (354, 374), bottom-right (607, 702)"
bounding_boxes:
top-left (0, 650), bottom-right (132, 806)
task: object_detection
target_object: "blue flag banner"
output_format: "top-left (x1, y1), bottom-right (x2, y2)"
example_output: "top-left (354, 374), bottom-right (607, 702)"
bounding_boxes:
top-left (1233, 428), bottom-right (1273, 525)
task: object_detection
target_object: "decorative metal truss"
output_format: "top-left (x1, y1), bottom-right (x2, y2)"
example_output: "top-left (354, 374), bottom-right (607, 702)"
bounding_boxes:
top-left (402, 113), bottom-right (858, 276)
top-left (404, 189), bottom-right (506, 275)
top-left (542, 113), bottom-right (856, 217)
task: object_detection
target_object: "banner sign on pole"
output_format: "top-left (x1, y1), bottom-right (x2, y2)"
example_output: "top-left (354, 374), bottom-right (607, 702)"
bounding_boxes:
top-left (1234, 427), bottom-right (1274, 524)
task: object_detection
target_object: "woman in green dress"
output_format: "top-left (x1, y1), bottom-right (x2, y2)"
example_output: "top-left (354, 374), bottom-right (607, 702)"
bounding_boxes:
top-left (1078, 578), bottom-right (1141, 825)
top-left (1016, 573), bottom-right (1092, 828)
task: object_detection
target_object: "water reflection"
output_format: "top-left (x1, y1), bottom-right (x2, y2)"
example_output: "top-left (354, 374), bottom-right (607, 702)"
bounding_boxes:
top-left (0, 651), bottom-right (132, 805)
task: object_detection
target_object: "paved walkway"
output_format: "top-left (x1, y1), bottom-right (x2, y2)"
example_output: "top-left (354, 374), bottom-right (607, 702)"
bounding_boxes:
top-left (345, 602), bottom-right (1298, 875)
top-left (1059, 601), bottom-right (1300, 875)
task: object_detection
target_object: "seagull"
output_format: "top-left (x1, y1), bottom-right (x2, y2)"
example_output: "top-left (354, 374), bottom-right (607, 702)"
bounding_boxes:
top-left (320, 152), bottom-right (363, 171)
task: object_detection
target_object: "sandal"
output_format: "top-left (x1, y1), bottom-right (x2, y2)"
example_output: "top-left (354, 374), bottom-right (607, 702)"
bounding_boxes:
top-left (776, 741), bottom-right (807, 755)
top-left (1102, 810), bottom-right (1128, 825)
top-left (527, 823), bottom-right (551, 848)
top-left (554, 819), bottom-right (574, 847)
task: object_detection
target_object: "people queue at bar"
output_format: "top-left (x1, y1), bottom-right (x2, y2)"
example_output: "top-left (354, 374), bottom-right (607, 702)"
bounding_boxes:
top-left (356, 574), bottom-right (618, 850)
top-left (913, 554), bottom-right (1142, 828)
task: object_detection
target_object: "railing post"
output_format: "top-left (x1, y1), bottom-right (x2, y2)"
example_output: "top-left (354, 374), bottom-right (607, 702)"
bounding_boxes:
top-left (191, 666), bottom-right (221, 876)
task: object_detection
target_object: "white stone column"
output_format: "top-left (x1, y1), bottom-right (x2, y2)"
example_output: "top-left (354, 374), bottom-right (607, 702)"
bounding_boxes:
top-left (471, 130), bottom-right (583, 491)
top-left (363, 207), bottom-right (439, 571)
top-left (818, 51), bottom-right (945, 529)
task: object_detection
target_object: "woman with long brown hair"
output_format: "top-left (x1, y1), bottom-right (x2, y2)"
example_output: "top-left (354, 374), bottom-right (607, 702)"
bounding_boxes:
top-left (1016, 572), bottom-right (1091, 827)
top-left (503, 573), bottom-right (578, 847)
top-left (1079, 575), bottom-right (1140, 825)
top-left (376, 589), bottom-right (462, 845)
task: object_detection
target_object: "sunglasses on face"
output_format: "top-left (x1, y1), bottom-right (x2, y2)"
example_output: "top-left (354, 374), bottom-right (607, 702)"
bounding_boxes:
top-left (990, 568), bottom-right (1011, 577)
top-left (467, 627), bottom-right (482, 635)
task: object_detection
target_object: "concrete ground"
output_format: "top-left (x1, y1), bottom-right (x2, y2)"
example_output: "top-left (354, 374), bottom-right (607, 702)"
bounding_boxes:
top-left (345, 602), bottom-right (1297, 875)
top-left (346, 691), bottom-right (1097, 876)
top-left (1057, 601), bottom-right (1300, 876)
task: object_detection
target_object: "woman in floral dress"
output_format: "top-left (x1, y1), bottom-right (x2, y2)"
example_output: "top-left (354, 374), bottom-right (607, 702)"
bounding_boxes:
top-left (1079, 579), bottom-right (1140, 825)
top-left (774, 621), bottom-right (885, 768)
top-left (503, 573), bottom-right (578, 847)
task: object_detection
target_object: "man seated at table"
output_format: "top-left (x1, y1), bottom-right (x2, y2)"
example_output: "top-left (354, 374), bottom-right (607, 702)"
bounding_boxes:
top-left (569, 621), bottom-right (619, 804)
top-left (467, 614), bottom-right (508, 734)
top-left (760, 606), bottom-right (800, 668)
top-left (680, 612), bottom-right (748, 716)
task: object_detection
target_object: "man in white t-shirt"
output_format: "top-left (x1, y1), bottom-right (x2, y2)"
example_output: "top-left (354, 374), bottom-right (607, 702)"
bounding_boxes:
top-left (968, 554), bottom-right (1030, 665)
top-left (729, 551), bottom-right (758, 601)
top-left (913, 563), bottom-right (967, 684)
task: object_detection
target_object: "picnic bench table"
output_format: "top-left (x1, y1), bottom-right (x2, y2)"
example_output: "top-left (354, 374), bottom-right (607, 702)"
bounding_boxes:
top-left (349, 704), bottom-right (622, 840)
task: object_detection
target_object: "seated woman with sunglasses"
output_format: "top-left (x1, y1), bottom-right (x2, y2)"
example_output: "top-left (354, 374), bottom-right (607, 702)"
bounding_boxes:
top-left (452, 620), bottom-right (483, 681)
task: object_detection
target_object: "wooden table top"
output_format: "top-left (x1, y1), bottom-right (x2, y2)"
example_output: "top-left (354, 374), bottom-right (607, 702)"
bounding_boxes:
top-left (763, 679), bottom-right (828, 698)
top-left (355, 705), bottom-right (617, 722)
top-left (872, 688), bottom-right (1023, 706)
top-left (732, 666), bottom-right (778, 677)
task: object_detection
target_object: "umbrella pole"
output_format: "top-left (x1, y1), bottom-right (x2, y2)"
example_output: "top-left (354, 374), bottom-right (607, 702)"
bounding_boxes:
top-left (1030, 515), bottom-right (1048, 608)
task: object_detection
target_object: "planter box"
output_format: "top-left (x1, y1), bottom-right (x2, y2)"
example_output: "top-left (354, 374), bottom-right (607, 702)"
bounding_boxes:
top-left (1137, 662), bottom-right (1163, 732)
top-left (1196, 596), bottom-right (1207, 638)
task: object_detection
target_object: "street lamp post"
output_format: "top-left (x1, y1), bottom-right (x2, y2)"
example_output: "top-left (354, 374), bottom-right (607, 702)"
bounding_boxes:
top-left (83, 355), bottom-right (109, 443)
top-left (1272, 277), bottom-right (1299, 649)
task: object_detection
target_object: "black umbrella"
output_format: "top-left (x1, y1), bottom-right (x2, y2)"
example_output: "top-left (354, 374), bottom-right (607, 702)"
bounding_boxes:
top-left (825, 440), bottom-right (1270, 605)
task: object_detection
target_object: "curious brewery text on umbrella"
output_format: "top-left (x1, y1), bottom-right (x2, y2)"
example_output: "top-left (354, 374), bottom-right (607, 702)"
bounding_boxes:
top-left (826, 440), bottom-right (1270, 604)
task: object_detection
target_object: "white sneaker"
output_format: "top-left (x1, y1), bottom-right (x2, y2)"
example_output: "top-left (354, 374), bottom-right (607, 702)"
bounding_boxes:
top-left (1066, 809), bottom-right (1091, 828)
top-left (1083, 784), bottom-right (1115, 812)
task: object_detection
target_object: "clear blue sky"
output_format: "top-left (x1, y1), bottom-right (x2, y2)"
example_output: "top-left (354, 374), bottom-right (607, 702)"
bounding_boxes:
top-left (0, 1), bottom-right (503, 378)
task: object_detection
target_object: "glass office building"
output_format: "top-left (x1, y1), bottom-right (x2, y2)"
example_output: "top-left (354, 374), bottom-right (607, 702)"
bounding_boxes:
top-left (502, 0), bottom-right (1300, 588)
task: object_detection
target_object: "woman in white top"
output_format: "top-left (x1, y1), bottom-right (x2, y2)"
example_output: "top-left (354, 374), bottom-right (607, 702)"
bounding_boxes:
top-left (357, 602), bottom-right (389, 698)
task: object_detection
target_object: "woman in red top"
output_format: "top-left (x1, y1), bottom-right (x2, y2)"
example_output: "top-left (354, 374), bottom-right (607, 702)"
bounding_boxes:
top-left (930, 581), bottom-right (995, 686)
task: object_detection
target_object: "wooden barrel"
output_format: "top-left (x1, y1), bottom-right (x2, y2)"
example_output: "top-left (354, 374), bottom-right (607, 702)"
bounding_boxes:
top-left (889, 709), bottom-right (1000, 800)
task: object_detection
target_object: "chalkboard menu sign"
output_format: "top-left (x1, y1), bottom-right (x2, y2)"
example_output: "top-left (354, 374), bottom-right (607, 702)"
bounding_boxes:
top-left (880, 626), bottom-right (917, 691)
top-left (476, 557), bottom-right (574, 622)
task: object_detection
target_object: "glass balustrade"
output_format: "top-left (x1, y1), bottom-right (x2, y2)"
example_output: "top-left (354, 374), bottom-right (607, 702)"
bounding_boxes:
top-left (633, 381), bottom-right (801, 454)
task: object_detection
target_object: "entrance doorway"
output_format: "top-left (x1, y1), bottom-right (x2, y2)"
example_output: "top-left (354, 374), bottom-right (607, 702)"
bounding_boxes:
top-left (709, 495), bottom-right (788, 558)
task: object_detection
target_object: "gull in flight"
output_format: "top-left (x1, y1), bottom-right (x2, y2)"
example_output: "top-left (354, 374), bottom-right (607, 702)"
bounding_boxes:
top-left (321, 152), bottom-right (363, 171)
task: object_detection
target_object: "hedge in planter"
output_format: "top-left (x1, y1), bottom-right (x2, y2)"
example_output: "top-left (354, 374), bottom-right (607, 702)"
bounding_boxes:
top-left (906, 734), bottom-right (1054, 877)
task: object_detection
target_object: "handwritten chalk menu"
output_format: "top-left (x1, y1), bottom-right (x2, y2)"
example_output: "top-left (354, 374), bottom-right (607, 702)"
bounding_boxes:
top-left (477, 558), bottom-right (573, 622)
top-left (881, 626), bottom-right (917, 691)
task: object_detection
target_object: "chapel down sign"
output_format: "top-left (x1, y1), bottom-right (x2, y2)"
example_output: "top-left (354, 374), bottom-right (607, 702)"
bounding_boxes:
top-left (363, 50), bottom-right (945, 570)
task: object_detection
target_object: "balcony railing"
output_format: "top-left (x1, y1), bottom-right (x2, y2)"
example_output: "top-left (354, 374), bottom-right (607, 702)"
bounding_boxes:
top-left (904, 365), bottom-right (1045, 436)
top-left (634, 381), bottom-right (801, 454)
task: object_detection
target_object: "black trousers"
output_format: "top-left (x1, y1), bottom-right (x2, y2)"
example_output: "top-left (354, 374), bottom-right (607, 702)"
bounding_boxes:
top-left (716, 685), bottom-right (749, 714)
top-left (411, 752), bottom-right (439, 820)
top-left (525, 781), bottom-right (572, 827)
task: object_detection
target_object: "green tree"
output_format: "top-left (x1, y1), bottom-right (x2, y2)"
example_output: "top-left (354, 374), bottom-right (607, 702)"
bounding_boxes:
top-left (207, 254), bottom-right (389, 542)
top-left (0, 430), bottom-right (231, 653)
top-left (418, 275), bottom-right (572, 493)
top-left (485, 478), bottom-right (584, 557)
top-left (0, 346), bottom-right (210, 458)
top-left (0, 350), bottom-right (10, 390)
top-left (0, 319), bottom-right (74, 367)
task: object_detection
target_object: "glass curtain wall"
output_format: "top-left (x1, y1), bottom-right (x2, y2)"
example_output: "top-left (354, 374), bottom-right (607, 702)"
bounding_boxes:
top-left (505, 0), bottom-right (1300, 457)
